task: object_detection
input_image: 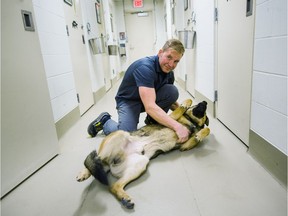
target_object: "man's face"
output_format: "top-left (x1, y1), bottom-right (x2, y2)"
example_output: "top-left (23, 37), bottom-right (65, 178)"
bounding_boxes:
top-left (158, 48), bottom-right (183, 73)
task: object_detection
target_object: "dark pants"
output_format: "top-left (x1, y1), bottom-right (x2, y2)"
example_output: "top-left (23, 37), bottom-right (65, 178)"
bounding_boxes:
top-left (103, 84), bottom-right (179, 135)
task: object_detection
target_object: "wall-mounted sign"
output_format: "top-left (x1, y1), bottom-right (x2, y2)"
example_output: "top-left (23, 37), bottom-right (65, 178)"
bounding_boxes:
top-left (133, 0), bottom-right (143, 8)
top-left (64, 0), bottom-right (73, 6)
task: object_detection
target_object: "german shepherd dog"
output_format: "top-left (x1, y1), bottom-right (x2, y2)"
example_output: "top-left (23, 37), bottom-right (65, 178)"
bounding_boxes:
top-left (76, 99), bottom-right (210, 209)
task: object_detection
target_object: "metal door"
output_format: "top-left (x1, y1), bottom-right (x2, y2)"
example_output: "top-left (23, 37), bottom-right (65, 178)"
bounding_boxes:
top-left (216, 0), bottom-right (255, 145)
top-left (125, 11), bottom-right (155, 65)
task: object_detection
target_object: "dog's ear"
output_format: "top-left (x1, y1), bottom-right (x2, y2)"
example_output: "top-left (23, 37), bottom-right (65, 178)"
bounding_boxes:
top-left (205, 116), bottom-right (209, 126)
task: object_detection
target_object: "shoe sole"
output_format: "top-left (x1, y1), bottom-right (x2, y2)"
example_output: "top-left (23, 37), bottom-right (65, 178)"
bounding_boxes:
top-left (87, 112), bottom-right (111, 137)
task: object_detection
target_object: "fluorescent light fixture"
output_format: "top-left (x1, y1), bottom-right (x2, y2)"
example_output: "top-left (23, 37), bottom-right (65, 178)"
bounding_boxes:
top-left (137, 12), bottom-right (148, 17)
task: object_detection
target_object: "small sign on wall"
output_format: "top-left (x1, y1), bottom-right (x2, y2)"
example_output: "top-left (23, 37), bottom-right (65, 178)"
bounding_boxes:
top-left (64, 0), bottom-right (73, 6)
top-left (133, 0), bottom-right (143, 8)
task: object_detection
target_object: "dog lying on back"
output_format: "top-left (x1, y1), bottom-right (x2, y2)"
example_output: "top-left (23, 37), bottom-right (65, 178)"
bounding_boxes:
top-left (76, 99), bottom-right (210, 209)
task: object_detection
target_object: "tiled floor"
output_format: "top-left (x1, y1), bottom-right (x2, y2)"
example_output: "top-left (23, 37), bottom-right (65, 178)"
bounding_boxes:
top-left (1, 80), bottom-right (287, 216)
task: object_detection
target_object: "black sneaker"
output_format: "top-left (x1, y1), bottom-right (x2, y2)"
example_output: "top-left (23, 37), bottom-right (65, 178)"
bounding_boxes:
top-left (87, 112), bottom-right (111, 137)
top-left (144, 115), bottom-right (157, 125)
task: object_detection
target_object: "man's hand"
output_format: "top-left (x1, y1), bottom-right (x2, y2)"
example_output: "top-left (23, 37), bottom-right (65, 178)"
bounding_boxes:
top-left (170, 102), bottom-right (179, 111)
top-left (175, 123), bottom-right (190, 143)
top-left (138, 87), bottom-right (190, 143)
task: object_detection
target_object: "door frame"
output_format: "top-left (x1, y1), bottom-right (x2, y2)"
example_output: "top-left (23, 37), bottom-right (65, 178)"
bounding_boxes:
top-left (124, 11), bottom-right (156, 66)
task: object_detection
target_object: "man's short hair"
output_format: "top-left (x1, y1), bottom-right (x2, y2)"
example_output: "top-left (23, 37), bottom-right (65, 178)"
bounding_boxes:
top-left (162, 39), bottom-right (185, 56)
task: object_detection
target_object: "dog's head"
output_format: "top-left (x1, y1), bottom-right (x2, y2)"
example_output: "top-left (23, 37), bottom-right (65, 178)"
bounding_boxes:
top-left (185, 101), bottom-right (209, 128)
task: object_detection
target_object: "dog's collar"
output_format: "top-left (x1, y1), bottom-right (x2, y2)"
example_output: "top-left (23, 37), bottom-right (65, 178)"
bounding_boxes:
top-left (187, 123), bottom-right (204, 133)
top-left (184, 114), bottom-right (204, 132)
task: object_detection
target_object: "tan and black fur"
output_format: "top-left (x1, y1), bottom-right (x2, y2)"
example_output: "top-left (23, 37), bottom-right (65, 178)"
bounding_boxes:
top-left (76, 99), bottom-right (210, 209)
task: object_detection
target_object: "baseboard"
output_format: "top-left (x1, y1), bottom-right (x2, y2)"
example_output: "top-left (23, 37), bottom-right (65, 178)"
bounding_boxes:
top-left (93, 85), bottom-right (107, 103)
top-left (55, 106), bottom-right (80, 139)
top-left (118, 71), bottom-right (125, 79)
top-left (111, 76), bottom-right (117, 86)
top-left (176, 77), bottom-right (186, 90)
top-left (249, 130), bottom-right (287, 188)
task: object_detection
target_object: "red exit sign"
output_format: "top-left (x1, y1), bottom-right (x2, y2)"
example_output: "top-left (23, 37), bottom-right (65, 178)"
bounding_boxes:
top-left (133, 0), bottom-right (143, 8)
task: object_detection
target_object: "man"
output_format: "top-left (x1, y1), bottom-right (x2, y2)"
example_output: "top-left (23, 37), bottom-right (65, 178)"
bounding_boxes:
top-left (88, 39), bottom-right (190, 143)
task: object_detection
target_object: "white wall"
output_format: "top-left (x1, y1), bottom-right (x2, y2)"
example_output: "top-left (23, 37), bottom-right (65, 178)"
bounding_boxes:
top-left (194, 0), bottom-right (215, 101)
top-left (81, 0), bottom-right (106, 92)
top-left (251, 0), bottom-right (287, 155)
top-left (104, 0), bottom-right (121, 79)
top-left (114, 0), bottom-right (163, 72)
top-left (114, 1), bottom-right (128, 72)
top-left (173, 0), bottom-right (186, 81)
top-left (153, 0), bottom-right (166, 51)
top-left (170, 0), bottom-right (216, 102)
top-left (32, 0), bottom-right (78, 122)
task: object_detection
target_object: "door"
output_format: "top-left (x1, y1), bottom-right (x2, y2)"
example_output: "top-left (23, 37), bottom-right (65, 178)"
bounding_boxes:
top-left (216, 0), bottom-right (255, 145)
top-left (193, 0), bottom-right (216, 101)
top-left (2, 0), bottom-right (59, 197)
top-left (125, 11), bottom-right (155, 65)
top-left (63, 1), bottom-right (94, 115)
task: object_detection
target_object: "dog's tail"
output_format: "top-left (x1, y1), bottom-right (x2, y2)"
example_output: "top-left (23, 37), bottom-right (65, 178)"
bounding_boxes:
top-left (84, 150), bottom-right (109, 185)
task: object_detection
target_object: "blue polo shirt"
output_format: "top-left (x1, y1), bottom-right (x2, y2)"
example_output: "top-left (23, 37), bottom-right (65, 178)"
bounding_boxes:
top-left (115, 55), bottom-right (175, 105)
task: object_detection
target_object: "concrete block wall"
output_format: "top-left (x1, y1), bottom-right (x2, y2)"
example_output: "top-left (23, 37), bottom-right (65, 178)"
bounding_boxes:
top-left (251, 0), bottom-right (287, 155)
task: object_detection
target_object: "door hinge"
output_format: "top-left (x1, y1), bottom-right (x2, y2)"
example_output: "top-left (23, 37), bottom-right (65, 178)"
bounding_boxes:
top-left (214, 90), bottom-right (218, 101)
top-left (82, 35), bottom-right (85, 44)
top-left (214, 8), bottom-right (218, 22)
top-left (77, 93), bottom-right (80, 103)
top-left (66, 25), bottom-right (69, 36)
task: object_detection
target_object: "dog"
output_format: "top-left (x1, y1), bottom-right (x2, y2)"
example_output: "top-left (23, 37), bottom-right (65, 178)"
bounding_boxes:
top-left (76, 99), bottom-right (210, 209)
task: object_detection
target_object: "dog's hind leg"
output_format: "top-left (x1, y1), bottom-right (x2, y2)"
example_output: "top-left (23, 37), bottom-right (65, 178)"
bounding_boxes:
top-left (76, 167), bottom-right (91, 182)
top-left (76, 150), bottom-right (109, 185)
top-left (180, 128), bottom-right (210, 151)
top-left (110, 154), bottom-right (149, 209)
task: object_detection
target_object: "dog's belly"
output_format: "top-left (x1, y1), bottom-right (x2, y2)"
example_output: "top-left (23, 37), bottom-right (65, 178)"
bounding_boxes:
top-left (140, 128), bottom-right (178, 159)
top-left (110, 153), bottom-right (149, 178)
top-left (110, 128), bottom-right (177, 178)
top-left (109, 139), bottom-right (148, 178)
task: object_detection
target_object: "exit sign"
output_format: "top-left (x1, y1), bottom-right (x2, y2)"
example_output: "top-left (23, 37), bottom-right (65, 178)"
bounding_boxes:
top-left (133, 0), bottom-right (143, 8)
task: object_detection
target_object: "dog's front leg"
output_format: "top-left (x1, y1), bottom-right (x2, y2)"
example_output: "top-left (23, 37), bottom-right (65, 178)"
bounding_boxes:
top-left (110, 155), bottom-right (149, 209)
top-left (180, 127), bottom-right (210, 151)
top-left (169, 99), bottom-right (192, 120)
top-left (177, 116), bottom-right (193, 128)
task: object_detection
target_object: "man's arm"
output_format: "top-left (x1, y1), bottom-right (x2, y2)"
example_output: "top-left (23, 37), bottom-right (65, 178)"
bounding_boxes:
top-left (139, 86), bottom-right (190, 143)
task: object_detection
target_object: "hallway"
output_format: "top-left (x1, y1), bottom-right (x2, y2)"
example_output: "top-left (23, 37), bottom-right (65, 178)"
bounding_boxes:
top-left (1, 80), bottom-right (286, 216)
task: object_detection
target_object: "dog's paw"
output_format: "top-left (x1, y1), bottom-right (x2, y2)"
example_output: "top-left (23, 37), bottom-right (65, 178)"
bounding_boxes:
top-left (121, 198), bottom-right (135, 209)
top-left (179, 144), bottom-right (193, 151)
top-left (179, 136), bottom-right (198, 151)
top-left (180, 99), bottom-right (193, 109)
top-left (76, 168), bottom-right (91, 182)
top-left (195, 128), bottom-right (210, 142)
